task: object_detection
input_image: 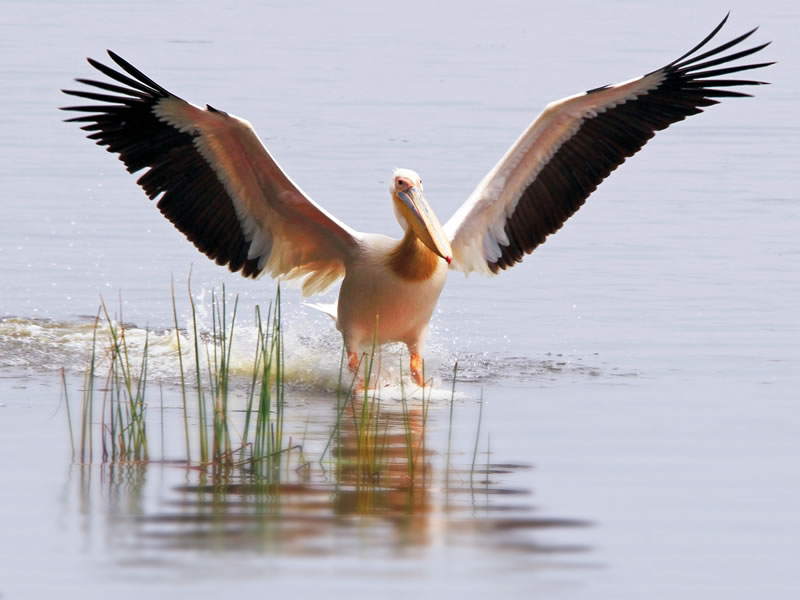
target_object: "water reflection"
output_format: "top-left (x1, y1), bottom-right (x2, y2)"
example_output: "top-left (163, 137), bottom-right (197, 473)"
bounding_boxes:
top-left (65, 394), bottom-right (591, 563)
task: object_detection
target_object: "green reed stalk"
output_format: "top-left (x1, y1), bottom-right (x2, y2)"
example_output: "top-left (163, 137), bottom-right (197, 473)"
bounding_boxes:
top-left (209, 287), bottom-right (238, 466)
top-left (335, 347), bottom-right (346, 468)
top-left (187, 280), bottom-right (208, 464)
top-left (253, 302), bottom-right (273, 477)
top-left (445, 361), bottom-right (458, 471)
top-left (318, 346), bottom-right (351, 469)
top-left (79, 310), bottom-right (100, 463)
top-left (99, 298), bottom-right (148, 462)
top-left (418, 382), bottom-right (431, 483)
top-left (353, 318), bottom-right (379, 477)
top-left (400, 373), bottom-right (414, 479)
top-left (275, 287), bottom-right (284, 456)
top-left (445, 361), bottom-right (458, 503)
top-left (223, 292), bottom-right (238, 458)
top-left (134, 328), bottom-right (150, 460)
top-left (171, 278), bottom-right (190, 460)
top-left (159, 384), bottom-right (165, 461)
top-left (241, 303), bottom-right (268, 461)
top-left (470, 390), bottom-right (484, 484)
top-left (485, 432), bottom-right (491, 497)
top-left (61, 368), bottom-right (75, 461)
top-left (240, 306), bottom-right (260, 457)
top-left (249, 288), bottom-right (286, 480)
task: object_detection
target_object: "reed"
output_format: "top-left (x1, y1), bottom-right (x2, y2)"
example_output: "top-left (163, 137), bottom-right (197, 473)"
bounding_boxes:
top-left (242, 288), bottom-right (289, 479)
top-left (470, 390), bottom-right (484, 484)
top-left (103, 297), bottom-right (149, 462)
top-left (171, 277), bottom-right (190, 460)
top-left (61, 368), bottom-right (75, 462)
top-left (59, 300), bottom-right (151, 463)
top-left (187, 279), bottom-right (208, 463)
top-left (445, 361), bottom-right (458, 475)
top-left (62, 283), bottom-right (475, 503)
top-left (206, 286), bottom-right (236, 467)
top-left (316, 334), bottom-right (441, 496)
top-left (63, 284), bottom-right (288, 474)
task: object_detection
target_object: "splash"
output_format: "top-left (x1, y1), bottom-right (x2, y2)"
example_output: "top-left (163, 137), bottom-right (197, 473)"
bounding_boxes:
top-left (0, 313), bottom-right (614, 391)
top-left (1, 290), bottom-right (616, 390)
top-left (0, 315), bottom-right (462, 397)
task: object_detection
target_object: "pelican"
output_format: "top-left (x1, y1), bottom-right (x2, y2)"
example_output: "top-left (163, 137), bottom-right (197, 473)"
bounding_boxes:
top-left (62, 16), bottom-right (771, 386)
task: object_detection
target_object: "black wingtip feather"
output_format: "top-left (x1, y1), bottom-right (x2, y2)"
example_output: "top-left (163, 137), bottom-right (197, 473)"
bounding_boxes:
top-left (674, 27), bottom-right (760, 69)
top-left (86, 56), bottom-right (162, 97)
top-left (678, 42), bottom-right (773, 74)
top-left (488, 15), bottom-right (772, 273)
top-left (106, 50), bottom-right (173, 97)
top-left (62, 52), bottom-right (262, 279)
top-left (664, 12), bottom-right (730, 69)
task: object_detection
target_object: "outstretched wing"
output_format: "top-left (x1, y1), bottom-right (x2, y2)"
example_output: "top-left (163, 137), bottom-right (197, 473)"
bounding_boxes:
top-left (62, 51), bottom-right (360, 296)
top-left (445, 15), bottom-right (772, 275)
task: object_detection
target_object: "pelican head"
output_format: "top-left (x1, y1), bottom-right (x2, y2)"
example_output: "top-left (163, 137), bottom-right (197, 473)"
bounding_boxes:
top-left (390, 168), bottom-right (452, 263)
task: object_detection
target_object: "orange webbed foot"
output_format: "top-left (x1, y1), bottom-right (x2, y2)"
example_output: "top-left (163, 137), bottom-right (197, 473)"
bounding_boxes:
top-left (348, 351), bottom-right (360, 373)
top-left (410, 352), bottom-right (425, 387)
top-left (348, 351), bottom-right (367, 394)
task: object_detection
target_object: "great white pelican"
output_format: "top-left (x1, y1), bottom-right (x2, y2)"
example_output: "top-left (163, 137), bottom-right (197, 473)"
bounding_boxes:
top-left (62, 15), bottom-right (771, 386)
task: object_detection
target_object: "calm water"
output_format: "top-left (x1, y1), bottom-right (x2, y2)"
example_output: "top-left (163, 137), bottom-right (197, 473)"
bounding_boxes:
top-left (1, 0), bottom-right (799, 598)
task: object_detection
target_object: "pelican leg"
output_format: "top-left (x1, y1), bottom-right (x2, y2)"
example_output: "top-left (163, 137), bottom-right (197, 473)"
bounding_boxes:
top-left (410, 352), bottom-right (425, 387)
top-left (347, 350), bottom-right (367, 393)
top-left (347, 351), bottom-right (360, 375)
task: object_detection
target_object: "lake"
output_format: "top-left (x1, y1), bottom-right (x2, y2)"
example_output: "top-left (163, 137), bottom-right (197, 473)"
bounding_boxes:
top-left (1, 0), bottom-right (798, 598)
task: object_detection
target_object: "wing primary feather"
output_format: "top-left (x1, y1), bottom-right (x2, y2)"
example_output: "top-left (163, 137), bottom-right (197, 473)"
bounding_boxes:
top-left (446, 16), bottom-right (772, 276)
top-left (61, 89), bottom-right (140, 105)
top-left (671, 27), bottom-right (759, 68)
top-left (675, 43), bottom-right (772, 73)
top-left (63, 54), bottom-right (263, 277)
top-left (74, 77), bottom-right (152, 99)
top-left (685, 62), bottom-right (774, 79)
top-left (85, 57), bottom-right (163, 97)
top-left (663, 12), bottom-right (729, 68)
top-left (106, 50), bottom-right (173, 96)
top-left (63, 52), bottom-right (357, 290)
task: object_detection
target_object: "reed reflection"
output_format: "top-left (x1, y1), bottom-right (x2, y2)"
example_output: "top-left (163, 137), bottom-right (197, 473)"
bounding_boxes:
top-left (67, 387), bottom-right (590, 559)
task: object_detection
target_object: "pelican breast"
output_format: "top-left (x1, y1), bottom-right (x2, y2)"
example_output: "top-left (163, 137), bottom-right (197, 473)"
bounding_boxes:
top-left (337, 234), bottom-right (448, 351)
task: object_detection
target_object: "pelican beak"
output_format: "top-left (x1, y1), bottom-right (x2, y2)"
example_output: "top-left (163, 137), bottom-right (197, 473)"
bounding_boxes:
top-left (397, 186), bottom-right (452, 263)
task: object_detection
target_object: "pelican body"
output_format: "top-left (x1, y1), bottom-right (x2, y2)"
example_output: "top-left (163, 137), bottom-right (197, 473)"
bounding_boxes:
top-left (338, 231), bottom-right (448, 356)
top-left (62, 16), bottom-right (771, 385)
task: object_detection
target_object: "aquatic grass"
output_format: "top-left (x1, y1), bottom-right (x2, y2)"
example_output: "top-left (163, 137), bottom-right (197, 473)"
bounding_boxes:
top-left (470, 390), bottom-right (484, 485)
top-left (243, 289), bottom-right (289, 480)
top-left (317, 332), bottom-right (442, 500)
top-left (349, 322), bottom-right (388, 484)
top-left (61, 282), bottom-right (486, 525)
top-left (60, 300), bottom-right (151, 463)
top-left (64, 284), bottom-right (289, 476)
top-left (317, 345), bottom-right (356, 471)
top-left (444, 361), bottom-right (459, 508)
top-left (171, 277), bottom-right (190, 460)
top-left (61, 368), bottom-right (75, 462)
top-left (55, 289), bottom-right (555, 560)
top-left (204, 286), bottom-right (237, 468)
top-left (58, 287), bottom-right (528, 554)
top-left (78, 311), bottom-right (98, 463)
top-left (99, 298), bottom-right (149, 462)
top-left (187, 278), bottom-right (208, 463)
top-left (445, 361), bottom-right (458, 475)
top-left (176, 282), bottom-right (288, 477)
